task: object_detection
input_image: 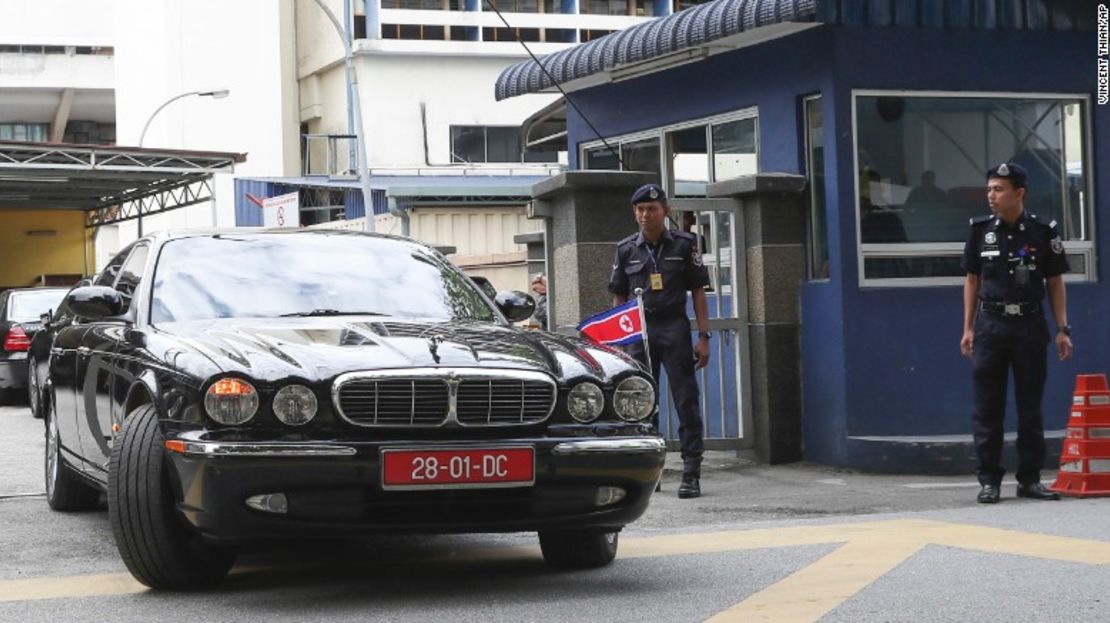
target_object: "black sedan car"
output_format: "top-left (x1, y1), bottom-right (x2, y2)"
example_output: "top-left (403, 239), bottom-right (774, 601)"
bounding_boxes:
top-left (0, 287), bottom-right (69, 405)
top-left (44, 229), bottom-right (664, 590)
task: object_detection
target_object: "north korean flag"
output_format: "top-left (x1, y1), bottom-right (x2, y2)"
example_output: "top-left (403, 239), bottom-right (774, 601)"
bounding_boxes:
top-left (577, 300), bottom-right (644, 346)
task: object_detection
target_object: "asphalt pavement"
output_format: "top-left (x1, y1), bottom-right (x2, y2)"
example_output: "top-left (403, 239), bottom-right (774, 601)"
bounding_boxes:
top-left (3, 402), bottom-right (1109, 622)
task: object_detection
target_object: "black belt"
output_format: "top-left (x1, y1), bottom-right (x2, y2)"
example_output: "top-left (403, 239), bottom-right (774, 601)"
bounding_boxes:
top-left (979, 301), bottom-right (1041, 317)
top-left (644, 308), bottom-right (687, 321)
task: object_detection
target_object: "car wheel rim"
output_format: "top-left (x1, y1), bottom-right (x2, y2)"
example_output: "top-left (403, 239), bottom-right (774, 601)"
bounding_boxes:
top-left (46, 410), bottom-right (58, 498)
top-left (27, 359), bottom-right (37, 414)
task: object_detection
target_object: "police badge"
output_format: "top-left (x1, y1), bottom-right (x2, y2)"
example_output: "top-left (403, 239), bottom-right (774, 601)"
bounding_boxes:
top-left (997, 163), bottom-right (1010, 176)
top-left (1051, 237), bottom-right (1064, 254)
top-left (984, 232), bottom-right (996, 244)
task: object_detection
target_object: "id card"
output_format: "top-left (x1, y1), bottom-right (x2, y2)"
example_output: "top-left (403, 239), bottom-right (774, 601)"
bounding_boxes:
top-left (650, 273), bottom-right (663, 290)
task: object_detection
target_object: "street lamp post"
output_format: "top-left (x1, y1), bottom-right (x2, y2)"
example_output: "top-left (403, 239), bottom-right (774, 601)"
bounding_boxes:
top-left (138, 89), bottom-right (230, 148)
top-left (134, 89), bottom-right (229, 235)
top-left (310, 0), bottom-right (375, 233)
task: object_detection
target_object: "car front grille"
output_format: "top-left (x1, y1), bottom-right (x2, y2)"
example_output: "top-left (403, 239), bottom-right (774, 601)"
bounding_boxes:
top-left (334, 369), bottom-right (556, 428)
top-left (456, 379), bottom-right (554, 425)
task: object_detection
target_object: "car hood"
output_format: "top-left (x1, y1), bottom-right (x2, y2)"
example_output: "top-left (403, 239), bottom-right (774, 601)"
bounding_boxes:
top-left (152, 317), bottom-right (639, 385)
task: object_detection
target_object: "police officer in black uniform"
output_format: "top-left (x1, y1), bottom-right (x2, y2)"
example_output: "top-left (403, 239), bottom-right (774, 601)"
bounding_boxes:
top-left (960, 163), bottom-right (1074, 504)
top-left (609, 183), bottom-right (711, 499)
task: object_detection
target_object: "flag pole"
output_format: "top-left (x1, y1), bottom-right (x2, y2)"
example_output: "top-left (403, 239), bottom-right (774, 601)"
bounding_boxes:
top-left (634, 287), bottom-right (652, 374)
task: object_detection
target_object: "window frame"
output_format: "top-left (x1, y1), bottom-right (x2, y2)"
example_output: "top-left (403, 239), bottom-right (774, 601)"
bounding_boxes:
top-left (851, 89), bottom-right (1097, 288)
top-left (579, 106), bottom-right (759, 197)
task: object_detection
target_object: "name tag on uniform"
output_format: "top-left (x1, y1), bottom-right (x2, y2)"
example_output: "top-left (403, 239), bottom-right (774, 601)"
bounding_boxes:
top-left (980, 250), bottom-right (1000, 258)
top-left (664, 256), bottom-right (683, 261)
top-left (650, 273), bottom-right (663, 290)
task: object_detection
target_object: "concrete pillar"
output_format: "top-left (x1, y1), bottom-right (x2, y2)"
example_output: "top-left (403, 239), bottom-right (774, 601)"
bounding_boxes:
top-left (529, 171), bottom-right (656, 334)
top-left (707, 173), bottom-right (807, 464)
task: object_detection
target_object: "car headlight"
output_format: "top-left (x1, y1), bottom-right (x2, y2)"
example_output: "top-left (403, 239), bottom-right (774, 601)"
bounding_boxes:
top-left (204, 378), bottom-right (259, 425)
top-left (613, 376), bottom-right (655, 421)
top-left (567, 382), bottom-right (604, 423)
top-left (273, 384), bottom-right (318, 426)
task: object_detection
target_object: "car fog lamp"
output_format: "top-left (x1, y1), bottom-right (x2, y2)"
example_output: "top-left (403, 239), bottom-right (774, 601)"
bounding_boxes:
top-left (613, 376), bottom-right (655, 421)
top-left (273, 384), bottom-right (318, 426)
top-left (245, 493), bottom-right (288, 515)
top-left (567, 382), bottom-right (604, 422)
top-left (595, 486), bottom-right (627, 507)
top-left (204, 378), bottom-right (259, 425)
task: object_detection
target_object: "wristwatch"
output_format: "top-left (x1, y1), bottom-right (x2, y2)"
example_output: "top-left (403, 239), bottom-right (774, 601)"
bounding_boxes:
top-left (698, 331), bottom-right (712, 341)
top-left (1057, 325), bottom-right (1071, 336)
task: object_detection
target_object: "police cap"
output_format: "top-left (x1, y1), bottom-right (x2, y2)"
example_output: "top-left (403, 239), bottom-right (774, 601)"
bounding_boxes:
top-left (630, 183), bottom-right (667, 206)
top-left (986, 162), bottom-right (1028, 189)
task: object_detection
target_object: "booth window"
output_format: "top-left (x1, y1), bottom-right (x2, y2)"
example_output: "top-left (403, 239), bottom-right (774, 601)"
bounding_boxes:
top-left (854, 93), bottom-right (1093, 285)
top-left (580, 108), bottom-right (758, 194)
top-left (804, 95), bottom-right (828, 280)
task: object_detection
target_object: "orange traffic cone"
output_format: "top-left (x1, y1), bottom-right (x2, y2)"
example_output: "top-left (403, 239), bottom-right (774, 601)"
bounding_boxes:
top-left (1051, 374), bottom-right (1110, 497)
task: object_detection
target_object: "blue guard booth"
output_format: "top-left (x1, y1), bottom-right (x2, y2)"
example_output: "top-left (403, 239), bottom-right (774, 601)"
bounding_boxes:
top-left (496, 0), bottom-right (1106, 472)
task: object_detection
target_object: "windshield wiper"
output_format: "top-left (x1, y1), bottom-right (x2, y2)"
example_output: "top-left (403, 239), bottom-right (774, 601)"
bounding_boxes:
top-left (279, 309), bottom-right (391, 317)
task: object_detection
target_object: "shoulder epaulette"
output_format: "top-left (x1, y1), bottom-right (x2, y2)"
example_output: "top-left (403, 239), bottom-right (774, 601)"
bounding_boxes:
top-left (617, 233), bottom-right (639, 246)
top-left (1027, 213), bottom-right (1059, 230)
top-left (969, 215), bottom-right (992, 226)
top-left (672, 230), bottom-right (696, 241)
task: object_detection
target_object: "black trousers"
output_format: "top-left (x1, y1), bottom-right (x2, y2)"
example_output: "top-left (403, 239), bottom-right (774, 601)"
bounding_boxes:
top-left (972, 312), bottom-right (1050, 486)
top-left (626, 315), bottom-right (704, 474)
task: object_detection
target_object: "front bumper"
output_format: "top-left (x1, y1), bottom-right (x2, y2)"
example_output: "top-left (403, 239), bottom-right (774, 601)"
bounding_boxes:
top-left (165, 432), bottom-right (666, 542)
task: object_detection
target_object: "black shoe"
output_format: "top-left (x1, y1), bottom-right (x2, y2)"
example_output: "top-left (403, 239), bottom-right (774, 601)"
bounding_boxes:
top-left (977, 484), bottom-right (1000, 504)
top-left (1016, 482), bottom-right (1060, 500)
top-left (677, 474), bottom-right (700, 499)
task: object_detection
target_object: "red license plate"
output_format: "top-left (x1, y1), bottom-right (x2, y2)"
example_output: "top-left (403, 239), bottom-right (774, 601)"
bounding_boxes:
top-left (381, 447), bottom-right (535, 490)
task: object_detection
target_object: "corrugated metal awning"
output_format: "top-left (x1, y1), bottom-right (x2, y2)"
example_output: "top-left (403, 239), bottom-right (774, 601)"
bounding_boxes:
top-left (495, 0), bottom-right (818, 101)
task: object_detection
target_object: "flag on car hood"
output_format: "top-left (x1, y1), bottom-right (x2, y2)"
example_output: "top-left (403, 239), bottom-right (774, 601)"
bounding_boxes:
top-left (577, 300), bottom-right (644, 346)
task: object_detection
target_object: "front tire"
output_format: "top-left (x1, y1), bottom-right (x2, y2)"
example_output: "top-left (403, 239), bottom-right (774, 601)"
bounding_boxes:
top-left (538, 529), bottom-right (619, 569)
top-left (108, 404), bottom-right (236, 590)
top-left (44, 399), bottom-right (100, 511)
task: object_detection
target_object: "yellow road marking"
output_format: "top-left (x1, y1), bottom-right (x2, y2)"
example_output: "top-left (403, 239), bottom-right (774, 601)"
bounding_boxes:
top-left (0, 573), bottom-right (143, 602)
top-left (1, 518), bottom-right (1108, 610)
top-left (707, 537), bottom-right (925, 623)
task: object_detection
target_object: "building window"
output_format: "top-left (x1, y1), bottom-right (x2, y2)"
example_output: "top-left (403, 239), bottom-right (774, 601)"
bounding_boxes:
top-left (450, 126), bottom-right (558, 163)
top-left (804, 96), bottom-right (828, 280)
top-left (0, 123), bottom-right (49, 142)
top-left (854, 92), bottom-right (1093, 285)
top-left (580, 108), bottom-right (758, 196)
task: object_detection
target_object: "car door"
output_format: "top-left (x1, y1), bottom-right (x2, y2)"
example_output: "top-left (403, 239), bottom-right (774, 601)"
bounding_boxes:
top-left (77, 245), bottom-right (146, 480)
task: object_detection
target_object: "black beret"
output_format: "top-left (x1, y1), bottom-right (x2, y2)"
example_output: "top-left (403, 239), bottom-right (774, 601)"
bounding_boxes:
top-left (630, 183), bottom-right (667, 205)
top-left (987, 162), bottom-right (1028, 188)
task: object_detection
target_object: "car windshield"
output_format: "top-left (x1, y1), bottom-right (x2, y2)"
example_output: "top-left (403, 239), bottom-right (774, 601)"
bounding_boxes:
top-left (150, 233), bottom-right (498, 324)
top-left (8, 289), bottom-right (67, 322)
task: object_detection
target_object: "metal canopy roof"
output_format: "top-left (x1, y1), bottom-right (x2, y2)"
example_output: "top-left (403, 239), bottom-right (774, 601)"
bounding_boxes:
top-left (495, 0), bottom-right (817, 101)
top-left (494, 0), bottom-right (1095, 101)
top-left (0, 141), bottom-right (245, 227)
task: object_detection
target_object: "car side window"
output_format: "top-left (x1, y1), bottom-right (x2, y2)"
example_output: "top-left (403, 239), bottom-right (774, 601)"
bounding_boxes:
top-left (113, 245), bottom-right (150, 315)
top-left (94, 243), bottom-right (136, 288)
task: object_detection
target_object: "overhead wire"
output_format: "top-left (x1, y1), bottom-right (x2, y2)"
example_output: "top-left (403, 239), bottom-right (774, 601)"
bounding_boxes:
top-left (482, 0), bottom-right (626, 169)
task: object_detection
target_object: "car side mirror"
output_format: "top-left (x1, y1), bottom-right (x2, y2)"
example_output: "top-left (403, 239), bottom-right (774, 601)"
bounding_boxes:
top-left (66, 286), bottom-right (124, 320)
top-left (469, 275), bottom-right (498, 300)
top-left (495, 290), bottom-right (536, 323)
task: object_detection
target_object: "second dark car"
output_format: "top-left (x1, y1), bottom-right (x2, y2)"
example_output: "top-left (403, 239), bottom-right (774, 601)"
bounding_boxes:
top-left (44, 229), bottom-right (665, 590)
top-left (0, 286), bottom-right (69, 407)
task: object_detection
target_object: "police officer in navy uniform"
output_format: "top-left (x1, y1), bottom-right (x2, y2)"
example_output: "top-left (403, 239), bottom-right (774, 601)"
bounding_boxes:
top-left (960, 163), bottom-right (1074, 504)
top-left (609, 183), bottom-right (711, 499)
